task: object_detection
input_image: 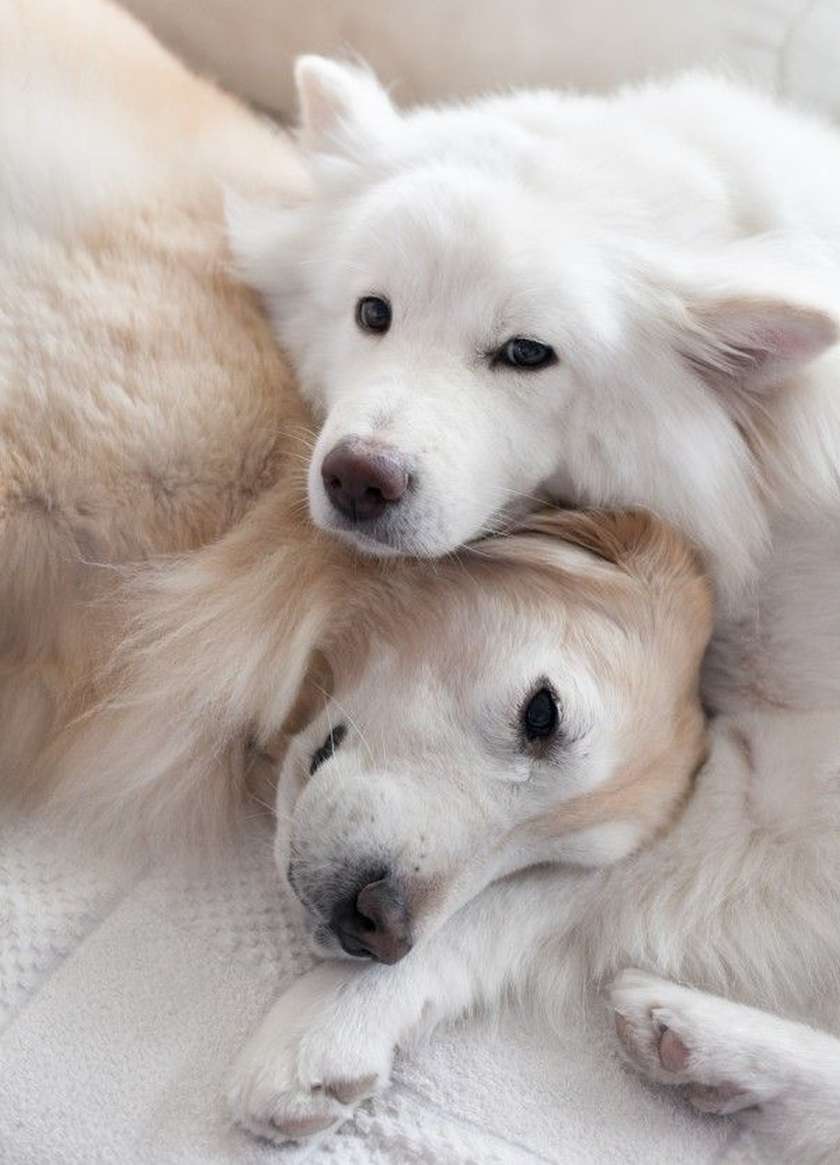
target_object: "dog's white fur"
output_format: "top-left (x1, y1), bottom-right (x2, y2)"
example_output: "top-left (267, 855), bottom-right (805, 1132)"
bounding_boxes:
top-left (224, 63), bottom-right (840, 1160)
top-left (233, 60), bottom-right (840, 598)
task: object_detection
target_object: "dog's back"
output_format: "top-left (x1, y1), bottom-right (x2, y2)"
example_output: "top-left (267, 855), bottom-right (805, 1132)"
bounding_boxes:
top-left (0, 0), bottom-right (306, 789)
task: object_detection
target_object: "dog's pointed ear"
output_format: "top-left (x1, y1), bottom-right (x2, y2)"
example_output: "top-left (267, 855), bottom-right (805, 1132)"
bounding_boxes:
top-left (680, 295), bottom-right (838, 393)
top-left (519, 508), bottom-right (706, 590)
top-left (294, 55), bottom-right (398, 154)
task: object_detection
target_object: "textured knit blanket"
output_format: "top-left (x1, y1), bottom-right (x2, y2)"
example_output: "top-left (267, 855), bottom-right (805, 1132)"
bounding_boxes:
top-left (0, 810), bottom-right (751, 1164)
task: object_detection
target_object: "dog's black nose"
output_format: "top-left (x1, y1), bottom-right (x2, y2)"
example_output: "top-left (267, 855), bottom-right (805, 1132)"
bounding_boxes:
top-left (321, 439), bottom-right (409, 522)
top-left (329, 875), bottom-right (412, 964)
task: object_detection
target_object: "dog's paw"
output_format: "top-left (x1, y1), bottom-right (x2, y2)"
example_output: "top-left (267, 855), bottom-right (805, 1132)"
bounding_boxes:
top-left (609, 969), bottom-right (781, 1116)
top-left (228, 964), bottom-right (393, 1144)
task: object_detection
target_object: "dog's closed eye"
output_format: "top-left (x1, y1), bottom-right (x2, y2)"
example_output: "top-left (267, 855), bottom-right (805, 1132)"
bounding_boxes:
top-left (309, 723), bottom-right (347, 775)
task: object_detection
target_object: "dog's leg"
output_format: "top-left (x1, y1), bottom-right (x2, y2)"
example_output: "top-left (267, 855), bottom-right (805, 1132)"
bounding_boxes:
top-left (610, 969), bottom-right (840, 1164)
top-left (228, 874), bottom-right (556, 1144)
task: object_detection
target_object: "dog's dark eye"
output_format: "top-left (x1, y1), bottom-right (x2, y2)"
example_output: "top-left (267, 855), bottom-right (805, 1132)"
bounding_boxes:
top-left (498, 337), bottom-right (556, 370)
top-left (356, 296), bottom-right (391, 334)
top-left (521, 687), bottom-right (559, 742)
top-left (309, 723), bottom-right (347, 776)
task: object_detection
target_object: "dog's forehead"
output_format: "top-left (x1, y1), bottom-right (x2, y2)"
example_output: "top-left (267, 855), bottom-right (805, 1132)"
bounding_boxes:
top-left (342, 573), bottom-right (598, 708)
top-left (341, 167), bottom-right (526, 283)
top-left (344, 164), bottom-right (579, 270)
top-left (331, 166), bottom-right (621, 344)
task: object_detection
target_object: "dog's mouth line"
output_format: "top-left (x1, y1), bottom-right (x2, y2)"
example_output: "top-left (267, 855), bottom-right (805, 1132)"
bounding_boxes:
top-left (466, 498), bottom-right (556, 547)
top-left (317, 514), bottom-right (407, 554)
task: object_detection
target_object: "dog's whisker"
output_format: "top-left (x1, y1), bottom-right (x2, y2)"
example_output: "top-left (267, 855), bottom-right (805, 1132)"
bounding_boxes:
top-left (488, 484), bottom-right (550, 507)
top-left (248, 791), bottom-right (279, 817)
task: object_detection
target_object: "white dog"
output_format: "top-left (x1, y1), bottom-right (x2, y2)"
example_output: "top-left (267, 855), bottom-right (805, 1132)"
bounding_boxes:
top-left (224, 62), bottom-right (840, 1160)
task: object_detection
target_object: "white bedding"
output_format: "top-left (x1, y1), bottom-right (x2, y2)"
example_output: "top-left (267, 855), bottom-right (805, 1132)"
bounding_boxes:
top-left (0, 810), bottom-right (753, 1164)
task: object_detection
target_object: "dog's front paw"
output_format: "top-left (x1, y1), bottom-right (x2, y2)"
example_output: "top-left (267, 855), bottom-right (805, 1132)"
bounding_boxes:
top-left (228, 963), bottom-right (393, 1144)
top-left (609, 968), bottom-right (778, 1116)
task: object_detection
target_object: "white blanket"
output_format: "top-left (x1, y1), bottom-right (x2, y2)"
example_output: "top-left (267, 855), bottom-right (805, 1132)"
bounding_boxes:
top-left (0, 810), bottom-right (755, 1164)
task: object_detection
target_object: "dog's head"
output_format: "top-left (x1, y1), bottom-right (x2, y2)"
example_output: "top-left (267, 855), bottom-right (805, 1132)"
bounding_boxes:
top-left (231, 60), bottom-right (839, 597)
top-left (274, 509), bottom-right (712, 964)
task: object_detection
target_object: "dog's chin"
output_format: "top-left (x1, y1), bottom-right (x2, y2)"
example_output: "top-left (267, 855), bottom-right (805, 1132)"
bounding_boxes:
top-left (309, 497), bottom-right (465, 559)
top-left (323, 522), bottom-right (409, 558)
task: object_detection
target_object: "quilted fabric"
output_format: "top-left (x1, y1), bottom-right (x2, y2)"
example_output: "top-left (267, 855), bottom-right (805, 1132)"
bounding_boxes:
top-left (0, 809), bottom-right (738, 1164)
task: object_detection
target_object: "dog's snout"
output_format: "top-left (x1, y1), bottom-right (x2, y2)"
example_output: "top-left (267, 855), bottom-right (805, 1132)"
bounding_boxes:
top-left (329, 874), bottom-right (412, 964)
top-left (321, 438), bottom-right (409, 522)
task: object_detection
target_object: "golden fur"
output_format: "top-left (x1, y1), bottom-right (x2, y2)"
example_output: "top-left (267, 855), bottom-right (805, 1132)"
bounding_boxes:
top-left (1, 0), bottom-right (308, 796)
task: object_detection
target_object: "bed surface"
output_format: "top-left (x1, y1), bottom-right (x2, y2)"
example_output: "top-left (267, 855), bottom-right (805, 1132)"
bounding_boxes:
top-left (0, 810), bottom-right (750, 1164)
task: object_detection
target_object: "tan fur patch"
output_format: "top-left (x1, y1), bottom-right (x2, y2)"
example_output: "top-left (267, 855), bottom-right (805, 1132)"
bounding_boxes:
top-left (533, 703), bottom-right (708, 844)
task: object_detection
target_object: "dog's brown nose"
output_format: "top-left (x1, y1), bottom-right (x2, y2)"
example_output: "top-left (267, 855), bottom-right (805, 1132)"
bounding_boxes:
top-left (321, 439), bottom-right (409, 522)
top-left (329, 875), bottom-right (412, 964)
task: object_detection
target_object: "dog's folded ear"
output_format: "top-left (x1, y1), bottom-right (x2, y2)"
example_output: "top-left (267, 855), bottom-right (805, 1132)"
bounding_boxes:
top-left (518, 508), bottom-right (707, 591)
top-left (294, 55), bottom-right (398, 155)
top-left (680, 295), bottom-right (838, 393)
top-left (517, 509), bottom-right (714, 661)
top-left (658, 240), bottom-right (840, 394)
